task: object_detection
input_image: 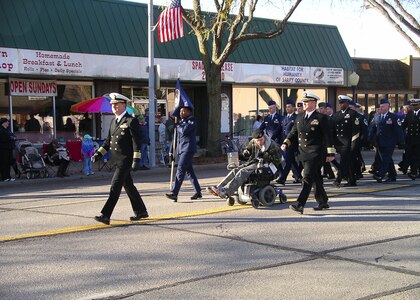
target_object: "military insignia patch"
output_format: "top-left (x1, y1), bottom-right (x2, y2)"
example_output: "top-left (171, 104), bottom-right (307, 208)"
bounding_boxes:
top-left (355, 118), bottom-right (360, 125)
top-left (188, 120), bottom-right (194, 124)
top-left (310, 119), bottom-right (319, 125)
top-left (364, 119), bottom-right (368, 126)
top-left (344, 114), bottom-right (350, 119)
top-left (386, 119), bottom-right (393, 124)
top-left (120, 124), bottom-right (128, 129)
top-left (397, 119), bottom-right (402, 126)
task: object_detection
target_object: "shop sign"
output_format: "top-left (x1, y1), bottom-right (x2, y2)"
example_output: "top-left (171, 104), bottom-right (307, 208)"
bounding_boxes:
top-left (9, 78), bottom-right (57, 96)
top-left (1, 47), bottom-right (344, 86)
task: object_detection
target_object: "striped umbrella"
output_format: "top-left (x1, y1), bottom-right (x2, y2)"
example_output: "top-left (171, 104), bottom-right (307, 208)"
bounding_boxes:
top-left (71, 95), bottom-right (137, 115)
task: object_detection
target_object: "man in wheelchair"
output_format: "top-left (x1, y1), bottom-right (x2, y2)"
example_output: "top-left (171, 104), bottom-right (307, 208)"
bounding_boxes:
top-left (208, 128), bottom-right (282, 204)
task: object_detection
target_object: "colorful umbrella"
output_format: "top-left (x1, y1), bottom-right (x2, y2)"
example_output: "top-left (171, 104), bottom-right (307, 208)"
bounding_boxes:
top-left (71, 94), bottom-right (138, 115)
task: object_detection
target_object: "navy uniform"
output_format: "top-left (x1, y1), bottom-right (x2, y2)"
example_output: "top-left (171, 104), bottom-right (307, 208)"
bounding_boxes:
top-left (355, 103), bottom-right (368, 178)
top-left (283, 92), bottom-right (335, 214)
top-left (277, 99), bottom-right (301, 184)
top-left (368, 99), bottom-right (405, 182)
top-left (403, 99), bottom-right (420, 179)
top-left (332, 96), bottom-right (360, 187)
top-left (260, 100), bottom-right (283, 144)
top-left (166, 106), bottom-right (202, 202)
top-left (93, 93), bottom-right (148, 225)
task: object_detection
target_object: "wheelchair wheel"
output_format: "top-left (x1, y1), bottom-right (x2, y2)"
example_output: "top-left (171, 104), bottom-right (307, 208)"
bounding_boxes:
top-left (227, 197), bottom-right (235, 206)
top-left (279, 193), bottom-right (288, 204)
top-left (258, 185), bottom-right (276, 206)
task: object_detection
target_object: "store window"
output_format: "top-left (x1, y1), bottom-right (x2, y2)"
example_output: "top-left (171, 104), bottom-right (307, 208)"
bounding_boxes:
top-left (0, 81), bottom-right (93, 143)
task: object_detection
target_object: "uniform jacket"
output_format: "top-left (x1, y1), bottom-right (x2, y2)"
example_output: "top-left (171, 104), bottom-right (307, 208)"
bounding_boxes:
top-left (260, 112), bottom-right (283, 143)
top-left (99, 114), bottom-right (141, 167)
top-left (358, 113), bottom-right (369, 147)
top-left (242, 136), bottom-right (282, 167)
top-left (368, 112), bottom-right (404, 148)
top-left (281, 112), bottom-right (297, 141)
top-left (172, 115), bottom-right (197, 154)
top-left (284, 110), bottom-right (334, 161)
top-left (332, 107), bottom-right (360, 151)
top-left (403, 110), bottom-right (420, 144)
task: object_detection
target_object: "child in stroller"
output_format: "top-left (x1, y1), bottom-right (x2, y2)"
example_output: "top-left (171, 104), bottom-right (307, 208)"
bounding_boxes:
top-left (17, 141), bottom-right (48, 179)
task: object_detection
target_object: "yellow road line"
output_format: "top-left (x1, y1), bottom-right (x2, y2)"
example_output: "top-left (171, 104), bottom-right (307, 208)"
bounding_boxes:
top-left (0, 205), bottom-right (251, 242)
top-left (1, 182), bottom-right (416, 243)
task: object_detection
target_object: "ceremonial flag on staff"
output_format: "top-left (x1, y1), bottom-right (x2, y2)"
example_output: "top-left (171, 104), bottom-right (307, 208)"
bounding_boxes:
top-left (172, 80), bottom-right (193, 118)
top-left (157, 0), bottom-right (184, 43)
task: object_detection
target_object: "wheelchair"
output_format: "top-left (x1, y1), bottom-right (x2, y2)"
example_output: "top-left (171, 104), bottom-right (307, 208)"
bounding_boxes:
top-left (226, 165), bottom-right (287, 209)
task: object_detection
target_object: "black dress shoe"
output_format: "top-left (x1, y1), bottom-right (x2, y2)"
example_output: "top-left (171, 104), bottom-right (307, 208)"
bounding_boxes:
top-left (190, 192), bottom-right (202, 200)
top-left (342, 182), bottom-right (357, 187)
top-left (130, 211), bottom-right (149, 221)
top-left (333, 180), bottom-right (341, 187)
top-left (289, 204), bottom-right (304, 214)
top-left (165, 193), bottom-right (178, 202)
top-left (373, 174), bottom-right (383, 183)
top-left (293, 178), bottom-right (302, 184)
top-left (407, 173), bottom-right (416, 180)
top-left (276, 179), bottom-right (286, 186)
top-left (313, 203), bottom-right (330, 211)
top-left (94, 214), bottom-right (110, 225)
top-left (384, 177), bottom-right (396, 183)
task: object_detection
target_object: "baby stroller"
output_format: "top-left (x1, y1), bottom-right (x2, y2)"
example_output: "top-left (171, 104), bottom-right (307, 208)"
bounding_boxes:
top-left (18, 141), bottom-right (49, 179)
top-left (227, 160), bottom-right (287, 209)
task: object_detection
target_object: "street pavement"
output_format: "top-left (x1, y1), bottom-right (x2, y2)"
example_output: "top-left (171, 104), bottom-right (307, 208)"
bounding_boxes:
top-left (0, 150), bottom-right (420, 299)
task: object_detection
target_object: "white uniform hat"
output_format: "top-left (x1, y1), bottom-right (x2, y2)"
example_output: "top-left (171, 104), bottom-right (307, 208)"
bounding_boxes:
top-left (338, 95), bottom-right (352, 102)
top-left (107, 92), bottom-right (131, 104)
top-left (409, 98), bottom-right (420, 105)
top-left (301, 92), bottom-right (320, 102)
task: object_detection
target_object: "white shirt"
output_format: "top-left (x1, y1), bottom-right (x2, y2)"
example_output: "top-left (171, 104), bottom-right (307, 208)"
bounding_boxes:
top-left (115, 111), bottom-right (127, 123)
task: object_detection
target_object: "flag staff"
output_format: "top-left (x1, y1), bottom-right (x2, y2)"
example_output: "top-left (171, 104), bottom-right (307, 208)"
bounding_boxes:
top-left (148, 0), bottom-right (156, 167)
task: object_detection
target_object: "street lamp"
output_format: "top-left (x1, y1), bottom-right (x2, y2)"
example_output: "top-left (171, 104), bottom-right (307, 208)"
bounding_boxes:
top-left (349, 71), bottom-right (360, 101)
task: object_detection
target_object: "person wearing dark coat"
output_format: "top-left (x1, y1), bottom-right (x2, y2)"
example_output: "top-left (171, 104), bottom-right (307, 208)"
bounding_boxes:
top-left (92, 93), bottom-right (148, 225)
top-left (24, 114), bottom-right (41, 132)
top-left (45, 139), bottom-right (70, 178)
top-left (277, 99), bottom-right (301, 184)
top-left (165, 106), bottom-right (202, 202)
top-left (368, 99), bottom-right (405, 183)
top-left (332, 96), bottom-right (361, 187)
top-left (137, 115), bottom-right (150, 170)
top-left (0, 118), bottom-right (16, 181)
top-left (281, 92), bottom-right (335, 214)
top-left (402, 98), bottom-right (420, 179)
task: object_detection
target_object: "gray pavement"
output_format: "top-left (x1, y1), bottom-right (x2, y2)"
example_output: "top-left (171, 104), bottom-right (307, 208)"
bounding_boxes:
top-left (0, 150), bottom-right (420, 299)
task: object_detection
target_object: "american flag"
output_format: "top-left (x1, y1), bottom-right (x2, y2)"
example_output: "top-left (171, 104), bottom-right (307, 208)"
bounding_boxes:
top-left (157, 0), bottom-right (184, 43)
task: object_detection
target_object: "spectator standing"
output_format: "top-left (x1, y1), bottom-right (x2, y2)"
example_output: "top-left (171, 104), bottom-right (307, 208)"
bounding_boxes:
top-left (81, 134), bottom-right (95, 176)
top-left (79, 113), bottom-right (93, 136)
top-left (24, 114), bottom-right (41, 132)
top-left (63, 117), bottom-right (76, 132)
top-left (0, 118), bottom-right (16, 181)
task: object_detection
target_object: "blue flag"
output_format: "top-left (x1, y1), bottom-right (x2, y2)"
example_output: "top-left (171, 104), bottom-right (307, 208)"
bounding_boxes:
top-left (172, 80), bottom-right (194, 118)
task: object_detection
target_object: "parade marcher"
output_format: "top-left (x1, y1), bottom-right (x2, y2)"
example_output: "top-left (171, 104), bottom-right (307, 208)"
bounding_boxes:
top-left (332, 95), bottom-right (360, 187)
top-left (259, 100), bottom-right (283, 144)
top-left (321, 102), bottom-right (337, 180)
top-left (277, 99), bottom-right (302, 185)
top-left (0, 118), bottom-right (16, 182)
top-left (281, 92), bottom-right (335, 214)
top-left (368, 98), bottom-right (405, 183)
top-left (398, 104), bottom-right (412, 174)
top-left (402, 98), bottom-right (420, 179)
top-left (353, 102), bottom-right (369, 178)
top-left (92, 93), bottom-right (148, 225)
top-left (208, 128), bottom-right (282, 199)
top-left (166, 83), bottom-right (202, 202)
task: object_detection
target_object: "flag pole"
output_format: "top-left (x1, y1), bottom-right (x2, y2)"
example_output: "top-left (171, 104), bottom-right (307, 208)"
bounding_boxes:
top-left (169, 114), bottom-right (177, 190)
top-left (148, 0), bottom-right (156, 167)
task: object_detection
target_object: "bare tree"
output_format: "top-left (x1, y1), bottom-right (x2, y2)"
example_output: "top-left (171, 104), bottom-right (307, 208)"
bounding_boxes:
top-left (181, 0), bottom-right (302, 155)
top-left (364, 0), bottom-right (420, 53)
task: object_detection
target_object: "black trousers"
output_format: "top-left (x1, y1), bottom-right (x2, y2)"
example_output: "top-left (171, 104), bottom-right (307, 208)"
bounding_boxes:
top-left (336, 148), bottom-right (356, 184)
top-left (0, 149), bottom-right (12, 180)
top-left (407, 143), bottom-right (420, 175)
top-left (297, 158), bottom-right (328, 207)
top-left (101, 165), bottom-right (147, 217)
